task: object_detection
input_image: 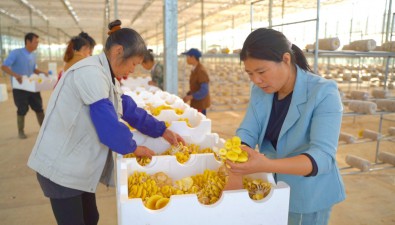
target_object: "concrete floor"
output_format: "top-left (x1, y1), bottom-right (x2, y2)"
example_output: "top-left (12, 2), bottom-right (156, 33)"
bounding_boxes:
top-left (0, 83), bottom-right (394, 225)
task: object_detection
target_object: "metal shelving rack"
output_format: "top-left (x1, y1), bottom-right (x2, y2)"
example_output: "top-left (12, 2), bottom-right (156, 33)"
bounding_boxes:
top-left (310, 51), bottom-right (395, 170)
top-left (249, 0), bottom-right (395, 172)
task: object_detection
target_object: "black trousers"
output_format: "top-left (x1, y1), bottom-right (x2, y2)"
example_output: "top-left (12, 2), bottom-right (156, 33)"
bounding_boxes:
top-left (50, 192), bottom-right (99, 225)
top-left (12, 89), bottom-right (43, 116)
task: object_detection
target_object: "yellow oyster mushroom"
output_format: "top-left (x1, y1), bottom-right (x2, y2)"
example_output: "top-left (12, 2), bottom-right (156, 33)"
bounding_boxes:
top-left (141, 189), bottom-right (147, 200)
top-left (231, 136), bottom-right (241, 146)
top-left (180, 177), bottom-right (193, 191)
top-left (218, 148), bottom-right (227, 156)
top-left (236, 153), bottom-right (248, 163)
top-left (146, 195), bottom-right (162, 209)
top-left (175, 109), bottom-right (184, 115)
top-left (224, 140), bottom-right (233, 149)
top-left (210, 196), bottom-right (219, 204)
top-left (155, 197), bottom-right (170, 209)
top-left (253, 193), bottom-right (264, 200)
top-left (231, 146), bottom-right (242, 154)
top-left (226, 151), bottom-right (239, 162)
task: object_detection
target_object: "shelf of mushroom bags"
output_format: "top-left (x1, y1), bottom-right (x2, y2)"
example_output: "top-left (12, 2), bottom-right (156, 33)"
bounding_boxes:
top-left (336, 88), bottom-right (395, 175)
top-left (115, 86), bottom-right (290, 225)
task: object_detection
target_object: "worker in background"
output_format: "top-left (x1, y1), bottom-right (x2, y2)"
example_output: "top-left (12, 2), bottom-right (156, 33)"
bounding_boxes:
top-left (79, 31), bottom-right (96, 55)
top-left (1, 32), bottom-right (48, 139)
top-left (56, 35), bottom-right (92, 83)
top-left (58, 32), bottom-right (96, 81)
top-left (142, 49), bottom-right (164, 90)
top-left (27, 19), bottom-right (185, 225)
top-left (182, 48), bottom-right (211, 115)
top-left (224, 28), bottom-right (345, 225)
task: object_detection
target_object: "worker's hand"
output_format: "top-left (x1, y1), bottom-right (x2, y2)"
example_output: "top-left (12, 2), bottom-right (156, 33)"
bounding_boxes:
top-left (133, 146), bottom-right (155, 158)
top-left (183, 95), bottom-right (193, 103)
top-left (14, 74), bottom-right (23, 84)
top-left (162, 129), bottom-right (186, 146)
top-left (223, 170), bottom-right (244, 191)
top-left (226, 145), bottom-right (269, 175)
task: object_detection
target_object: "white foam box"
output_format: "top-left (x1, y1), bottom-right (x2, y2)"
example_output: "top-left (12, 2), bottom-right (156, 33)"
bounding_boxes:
top-left (116, 154), bottom-right (290, 225)
top-left (0, 84), bottom-right (8, 102)
top-left (121, 77), bottom-right (151, 90)
top-left (156, 107), bottom-right (211, 136)
top-left (126, 132), bottom-right (224, 155)
top-left (124, 90), bottom-right (188, 110)
top-left (12, 75), bottom-right (57, 92)
top-left (115, 133), bottom-right (225, 194)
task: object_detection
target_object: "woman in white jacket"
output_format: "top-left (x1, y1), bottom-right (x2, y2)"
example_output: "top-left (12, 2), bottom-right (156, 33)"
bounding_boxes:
top-left (28, 19), bottom-right (184, 225)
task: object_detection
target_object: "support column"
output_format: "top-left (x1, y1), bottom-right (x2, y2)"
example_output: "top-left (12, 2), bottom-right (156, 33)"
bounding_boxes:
top-left (163, 0), bottom-right (178, 94)
top-left (268, 0), bottom-right (273, 28)
top-left (0, 16), bottom-right (3, 64)
top-left (29, 8), bottom-right (33, 31)
top-left (47, 21), bottom-right (51, 61)
top-left (114, 0), bottom-right (118, 19)
top-left (201, 0), bottom-right (205, 52)
top-left (385, 0), bottom-right (393, 42)
top-left (313, 0), bottom-right (320, 74)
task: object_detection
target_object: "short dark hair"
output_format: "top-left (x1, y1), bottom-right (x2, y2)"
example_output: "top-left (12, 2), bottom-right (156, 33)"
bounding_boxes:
top-left (25, 32), bottom-right (39, 45)
top-left (105, 19), bottom-right (146, 60)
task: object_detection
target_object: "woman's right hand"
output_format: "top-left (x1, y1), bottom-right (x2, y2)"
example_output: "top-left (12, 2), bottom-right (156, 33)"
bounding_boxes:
top-left (133, 146), bottom-right (155, 158)
top-left (226, 145), bottom-right (270, 175)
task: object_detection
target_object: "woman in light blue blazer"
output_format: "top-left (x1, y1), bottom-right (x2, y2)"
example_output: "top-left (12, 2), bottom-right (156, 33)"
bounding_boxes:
top-left (225, 28), bottom-right (346, 225)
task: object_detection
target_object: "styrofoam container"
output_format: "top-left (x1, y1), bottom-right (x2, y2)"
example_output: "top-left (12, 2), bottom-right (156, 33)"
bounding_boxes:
top-left (155, 107), bottom-right (211, 135)
top-left (116, 154), bottom-right (290, 225)
top-left (115, 133), bottom-right (224, 195)
top-left (121, 77), bottom-right (151, 90)
top-left (123, 132), bottom-right (224, 156)
top-left (130, 115), bottom-right (211, 142)
top-left (12, 75), bottom-right (57, 92)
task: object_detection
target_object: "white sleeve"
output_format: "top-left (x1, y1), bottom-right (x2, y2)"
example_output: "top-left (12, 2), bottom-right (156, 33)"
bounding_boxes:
top-left (73, 66), bottom-right (111, 105)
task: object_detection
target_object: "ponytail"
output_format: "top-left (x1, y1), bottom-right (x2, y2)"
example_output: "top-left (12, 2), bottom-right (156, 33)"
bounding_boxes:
top-left (63, 36), bottom-right (89, 62)
top-left (291, 44), bottom-right (312, 72)
top-left (63, 41), bottom-right (75, 62)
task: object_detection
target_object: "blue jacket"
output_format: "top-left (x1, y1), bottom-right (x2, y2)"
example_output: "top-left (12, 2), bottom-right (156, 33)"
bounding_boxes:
top-left (237, 66), bottom-right (346, 213)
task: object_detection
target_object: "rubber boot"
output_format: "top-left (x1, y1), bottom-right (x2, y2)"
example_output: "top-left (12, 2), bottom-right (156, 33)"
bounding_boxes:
top-left (17, 115), bottom-right (27, 139)
top-left (36, 111), bottom-right (45, 126)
